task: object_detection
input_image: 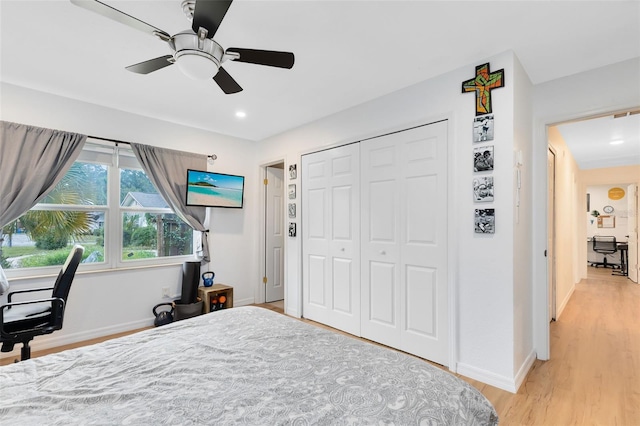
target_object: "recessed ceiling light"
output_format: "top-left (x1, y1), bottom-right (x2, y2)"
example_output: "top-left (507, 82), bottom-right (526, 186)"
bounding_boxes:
top-left (235, 111), bottom-right (246, 118)
top-left (610, 140), bottom-right (624, 145)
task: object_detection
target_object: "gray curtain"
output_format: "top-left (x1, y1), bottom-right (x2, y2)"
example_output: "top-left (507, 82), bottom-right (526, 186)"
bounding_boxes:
top-left (130, 143), bottom-right (209, 262)
top-left (0, 121), bottom-right (86, 228)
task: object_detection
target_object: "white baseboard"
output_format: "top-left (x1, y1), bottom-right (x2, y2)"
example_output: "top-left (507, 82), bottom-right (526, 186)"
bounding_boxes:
top-left (556, 283), bottom-right (576, 320)
top-left (1, 318), bottom-right (154, 362)
top-left (234, 297), bottom-right (256, 307)
top-left (514, 350), bottom-right (537, 391)
top-left (457, 363), bottom-right (518, 393)
top-left (457, 349), bottom-right (536, 393)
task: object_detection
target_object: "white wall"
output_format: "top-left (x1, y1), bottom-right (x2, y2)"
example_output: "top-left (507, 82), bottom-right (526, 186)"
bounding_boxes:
top-left (532, 57), bottom-right (640, 359)
top-left (547, 126), bottom-right (581, 319)
top-left (586, 184), bottom-right (632, 241)
top-left (0, 82), bottom-right (261, 360)
top-left (512, 56), bottom-right (535, 385)
top-left (257, 51), bottom-right (534, 392)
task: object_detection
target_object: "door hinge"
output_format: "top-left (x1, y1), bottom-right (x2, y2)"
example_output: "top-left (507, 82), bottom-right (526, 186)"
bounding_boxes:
top-left (264, 178), bottom-right (268, 185)
top-left (263, 276), bottom-right (268, 284)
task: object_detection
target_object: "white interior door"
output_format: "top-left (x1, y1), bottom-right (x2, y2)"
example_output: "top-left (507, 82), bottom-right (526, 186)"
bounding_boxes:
top-left (361, 121), bottom-right (449, 365)
top-left (627, 184), bottom-right (638, 283)
top-left (302, 144), bottom-right (361, 335)
top-left (265, 166), bottom-right (285, 302)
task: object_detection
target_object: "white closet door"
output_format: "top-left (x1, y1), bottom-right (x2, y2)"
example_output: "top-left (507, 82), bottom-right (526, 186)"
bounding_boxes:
top-left (302, 144), bottom-right (361, 335)
top-left (361, 121), bottom-right (449, 365)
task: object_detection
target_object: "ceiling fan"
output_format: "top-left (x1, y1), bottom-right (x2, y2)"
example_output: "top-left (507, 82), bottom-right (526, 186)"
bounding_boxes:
top-left (69, 0), bottom-right (295, 94)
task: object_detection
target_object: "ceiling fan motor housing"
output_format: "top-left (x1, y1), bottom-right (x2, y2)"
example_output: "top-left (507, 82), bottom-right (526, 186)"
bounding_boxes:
top-left (171, 31), bottom-right (224, 80)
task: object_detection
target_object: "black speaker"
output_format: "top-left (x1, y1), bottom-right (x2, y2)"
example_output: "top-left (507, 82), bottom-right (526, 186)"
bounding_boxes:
top-left (180, 261), bottom-right (201, 304)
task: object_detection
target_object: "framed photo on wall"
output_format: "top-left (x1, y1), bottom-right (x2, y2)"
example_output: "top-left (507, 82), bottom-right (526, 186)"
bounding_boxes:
top-left (288, 184), bottom-right (296, 199)
top-left (473, 176), bottom-right (494, 202)
top-left (473, 114), bottom-right (494, 142)
top-left (288, 203), bottom-right (296, 218)
top-left (473, 145), bottom-right (494, 172)
top-left (289, 164), bottom-right (297, 179)
top-left (288, 222), bottom-right (297, 237)
top-left (475, 208), bottom-right (495, 234)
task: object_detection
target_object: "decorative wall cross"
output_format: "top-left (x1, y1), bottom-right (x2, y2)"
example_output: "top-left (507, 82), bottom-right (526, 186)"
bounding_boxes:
top-left (462, 63), bottom-right (505, 116)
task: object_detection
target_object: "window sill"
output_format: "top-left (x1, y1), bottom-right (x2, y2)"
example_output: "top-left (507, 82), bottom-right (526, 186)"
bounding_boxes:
top-left (5, 261), bottom-right (188, 283)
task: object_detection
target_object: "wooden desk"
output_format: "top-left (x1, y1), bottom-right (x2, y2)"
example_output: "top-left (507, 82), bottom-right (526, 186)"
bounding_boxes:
top-left (197, 284), bottom-right (233, 313)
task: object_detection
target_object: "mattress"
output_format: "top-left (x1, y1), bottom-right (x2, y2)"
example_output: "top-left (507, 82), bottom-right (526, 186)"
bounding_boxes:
top-left (0, 306), bottom-right (498, 425)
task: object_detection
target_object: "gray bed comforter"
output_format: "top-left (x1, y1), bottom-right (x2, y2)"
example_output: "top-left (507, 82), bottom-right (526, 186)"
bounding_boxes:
top-left (0, 306), bottom-right (498, 425)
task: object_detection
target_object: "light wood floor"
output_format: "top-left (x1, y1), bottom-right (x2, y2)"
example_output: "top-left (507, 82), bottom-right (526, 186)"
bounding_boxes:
top-left (4, 270), bottom-right (638, 425)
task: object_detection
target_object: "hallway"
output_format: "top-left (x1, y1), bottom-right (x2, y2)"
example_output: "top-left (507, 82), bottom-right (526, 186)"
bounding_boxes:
top-left (478, 268), bottom-right (640, 424)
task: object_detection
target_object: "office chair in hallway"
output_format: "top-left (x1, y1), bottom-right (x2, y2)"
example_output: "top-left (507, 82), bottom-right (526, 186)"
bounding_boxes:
top-left (0, 245), bottom-right (84, 361)
top-left (591, 236), bottom-right (618, 269)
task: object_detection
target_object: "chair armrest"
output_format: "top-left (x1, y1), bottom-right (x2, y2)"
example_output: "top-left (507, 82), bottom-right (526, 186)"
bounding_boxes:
top-left (7, 287), bottom-right (54, 304)
top-left (0, 298), bottom-right (65, 337)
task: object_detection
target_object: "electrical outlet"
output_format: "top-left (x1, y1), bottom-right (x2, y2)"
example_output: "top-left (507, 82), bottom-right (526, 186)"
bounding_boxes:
top-left (162, 287), bottom-right (170, 298)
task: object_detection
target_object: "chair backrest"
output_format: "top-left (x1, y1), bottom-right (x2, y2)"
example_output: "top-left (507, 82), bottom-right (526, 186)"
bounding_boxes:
top-left (51, 245), bottom-right (84, 303)
top-left (592, 236), bottom-right (617, 254)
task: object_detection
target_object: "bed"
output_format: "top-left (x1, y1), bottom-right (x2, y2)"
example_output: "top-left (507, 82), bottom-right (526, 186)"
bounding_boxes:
top-left (0, 306), bottom-right (498, 425)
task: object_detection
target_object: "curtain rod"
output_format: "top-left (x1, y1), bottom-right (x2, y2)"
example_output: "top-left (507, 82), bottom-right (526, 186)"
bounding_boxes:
top-left (87, 135), bottom-right (132, 146)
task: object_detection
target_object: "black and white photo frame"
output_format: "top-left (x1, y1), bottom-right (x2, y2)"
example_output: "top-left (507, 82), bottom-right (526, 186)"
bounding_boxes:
top-left (288, 203), bottom-right (296, 218)
top-left (473, 114), bottom-right (494, 142)
top-left (474, 209), bottom-right (495, 234)
top-left (473, 176), bottom-right (494, 203)
top-left (288, 222), bottom-right (297, 237)
top-left (473, 145), bottom-right (494, 172)
top-left (289, 164), bottom-right (297, 180)
top-left (288, 184), bottom-right (296, 199)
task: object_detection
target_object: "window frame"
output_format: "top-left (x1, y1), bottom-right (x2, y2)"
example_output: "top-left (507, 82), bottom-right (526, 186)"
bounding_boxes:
top-left (2, 140), bottom-right (196, 279)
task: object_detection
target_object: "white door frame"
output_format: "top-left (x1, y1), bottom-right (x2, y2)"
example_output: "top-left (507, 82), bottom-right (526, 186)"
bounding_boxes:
top-left (534, 106), bottom-right (639, 360)
top-left (547, 146), bottom-right (557, 322)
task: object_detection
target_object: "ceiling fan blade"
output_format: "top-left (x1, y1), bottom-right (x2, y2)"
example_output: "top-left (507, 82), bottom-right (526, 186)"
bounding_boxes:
top-left (226, 48), bottom-right (295, 69)
top-left (213, 67), bottom-right (243, 94)
top-left (192, 0), bottom-right (233, 38)
top-left (70, 0), bottom-right (170, 40)
top-left (126, 56), bottom-right (174, 74)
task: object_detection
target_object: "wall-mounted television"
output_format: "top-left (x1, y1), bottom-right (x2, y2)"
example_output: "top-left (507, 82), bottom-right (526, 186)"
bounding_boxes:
top-left (186, 169), bottom-right (245, 208)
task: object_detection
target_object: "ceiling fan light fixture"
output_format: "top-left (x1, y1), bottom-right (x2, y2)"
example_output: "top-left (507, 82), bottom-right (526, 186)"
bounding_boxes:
top-left (175, 51), bottom-right (220, 80)
top-left (171, 31), bottom-right (224, 80)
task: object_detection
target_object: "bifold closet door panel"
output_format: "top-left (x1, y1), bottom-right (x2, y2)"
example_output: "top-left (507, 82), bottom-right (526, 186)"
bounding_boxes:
top-left (302, 143), bottom-right (361, 335)
top-left (361, 121), bottom-right (449, 366)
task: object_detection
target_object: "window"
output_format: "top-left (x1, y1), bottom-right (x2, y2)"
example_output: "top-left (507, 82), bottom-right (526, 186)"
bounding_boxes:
top-left (0, 141), bottom-right (193, 274)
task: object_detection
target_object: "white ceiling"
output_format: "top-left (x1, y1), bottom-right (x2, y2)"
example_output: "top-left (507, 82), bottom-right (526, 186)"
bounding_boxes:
top-left (556, 112), bottom-right (640, 170)
top-left (1, 0), bottom-right (639, 150)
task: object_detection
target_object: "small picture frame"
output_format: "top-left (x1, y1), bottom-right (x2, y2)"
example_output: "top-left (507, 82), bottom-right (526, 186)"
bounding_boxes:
top-left (288, 222), bottom-right (297, 237)
top-left (289, 164), bottom-right (297, 180)
top-left (288, 203), bottom-right (296, 218)
top-left (288, 184), bottom-right (296, 199)
top-left (473, 176), bottom-right (494, 203)
top-left (475, 209), bottom-right (495, 234)
top-left (473, 145), bottom-right (494, 172)
top-left (473, 115), bottom-right (494, 142)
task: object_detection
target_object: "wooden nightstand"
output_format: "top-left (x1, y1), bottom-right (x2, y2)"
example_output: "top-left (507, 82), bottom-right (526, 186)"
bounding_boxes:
top-left (198, 284), bottom-right (234, 313)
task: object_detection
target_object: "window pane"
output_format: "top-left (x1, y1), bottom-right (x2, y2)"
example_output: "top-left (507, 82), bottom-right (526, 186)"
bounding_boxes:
top-left (120, 168), bottom-right (162, 205)
top-left (0, 211), bottom-right (105, 269)
top-left (122, 212), bottom-right (193, 261)
top-left (39, 162), bottom-right (108, 206)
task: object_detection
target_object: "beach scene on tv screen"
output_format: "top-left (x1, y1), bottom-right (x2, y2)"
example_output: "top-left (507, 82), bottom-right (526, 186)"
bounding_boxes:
top-left (187, 171), bottom-right (244, 208)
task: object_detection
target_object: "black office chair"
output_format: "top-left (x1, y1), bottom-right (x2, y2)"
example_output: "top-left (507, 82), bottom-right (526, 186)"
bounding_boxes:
top-left (591, 236), bottom-right (618, 269)
top-left (0, 244), bottom-right (84, 361)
